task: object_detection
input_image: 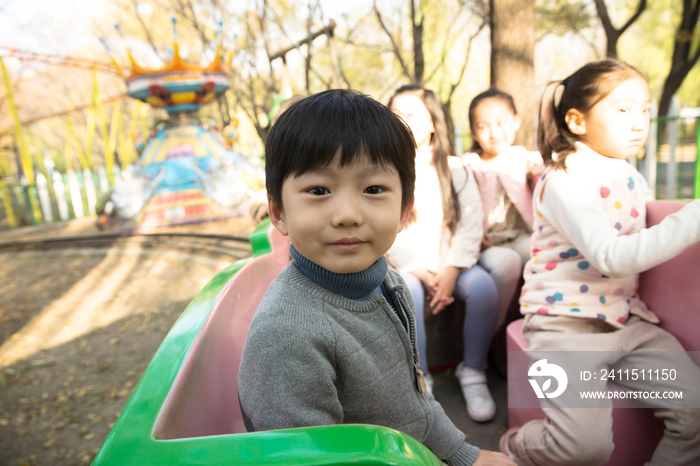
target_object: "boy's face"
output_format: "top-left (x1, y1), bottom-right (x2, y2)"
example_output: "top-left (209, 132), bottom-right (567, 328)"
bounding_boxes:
top-left (269, 152), bottom-right (413, 274)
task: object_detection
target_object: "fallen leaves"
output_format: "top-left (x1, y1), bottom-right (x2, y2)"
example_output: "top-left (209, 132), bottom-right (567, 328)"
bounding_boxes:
top-left (1, 227), bottom-right (233, 465)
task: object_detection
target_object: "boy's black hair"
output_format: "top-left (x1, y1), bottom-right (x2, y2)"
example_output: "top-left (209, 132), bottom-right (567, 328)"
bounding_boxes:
top-left (265, 89), bottom-right (416, 212)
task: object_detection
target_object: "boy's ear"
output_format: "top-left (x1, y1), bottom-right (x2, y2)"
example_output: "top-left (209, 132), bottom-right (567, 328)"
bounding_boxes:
top-left (398, 197), bottom-right (415, 232)
top-left (268, 197), bottom-right (289, 236)
top-left (565, 109), bottom-right (586, 136)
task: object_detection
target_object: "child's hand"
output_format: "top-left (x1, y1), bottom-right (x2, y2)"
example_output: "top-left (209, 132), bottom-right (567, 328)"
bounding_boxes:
top-left (481, 232), bottom-right (493, 250)
top-left (428, 267), bottom-right (460, 314)
top-left (429, 294), bottom-right (454, 314)
top-left (473, 450), bottom-right (517, 466)
top-left (411, 269), bottom-right (435, 294)
top-left (253, 204), bottom-right (269, 225)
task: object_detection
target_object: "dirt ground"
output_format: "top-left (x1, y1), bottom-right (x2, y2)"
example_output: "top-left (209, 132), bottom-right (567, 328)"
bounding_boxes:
top-left (0, 216), bottom-right (255, 466)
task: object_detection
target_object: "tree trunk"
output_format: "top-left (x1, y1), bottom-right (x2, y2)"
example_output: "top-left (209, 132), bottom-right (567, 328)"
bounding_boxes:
top-left (658, 0), bottom-right (700, 117)
top-left (605, 31), bottom-right (620, 59)
top-left (411, 0), bottom-right (425, 84)
top-left (490, 0), bottom-right (536, 150)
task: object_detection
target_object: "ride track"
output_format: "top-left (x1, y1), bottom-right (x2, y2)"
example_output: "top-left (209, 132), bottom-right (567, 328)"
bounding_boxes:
top-left (0, 232), bottom-right (253, 262)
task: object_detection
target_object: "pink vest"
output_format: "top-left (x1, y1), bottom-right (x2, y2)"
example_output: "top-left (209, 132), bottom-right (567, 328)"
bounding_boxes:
top-left (462, 146), bottom-right (540, 230)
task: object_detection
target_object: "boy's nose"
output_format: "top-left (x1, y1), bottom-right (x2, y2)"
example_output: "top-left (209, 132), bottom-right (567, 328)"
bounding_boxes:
top-left (331, 193), bottom-right (363, 227)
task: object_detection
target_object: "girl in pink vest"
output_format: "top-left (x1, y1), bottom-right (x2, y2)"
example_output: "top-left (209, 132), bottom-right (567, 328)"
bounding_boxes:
top-left (462, 89), bottom-right (543, 330)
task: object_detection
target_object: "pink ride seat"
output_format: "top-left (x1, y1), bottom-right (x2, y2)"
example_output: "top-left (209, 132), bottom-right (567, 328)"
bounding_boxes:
top-left (506, 201), bottom-right (700, 465)
top-left (154, 225), bottom-right (291, 439)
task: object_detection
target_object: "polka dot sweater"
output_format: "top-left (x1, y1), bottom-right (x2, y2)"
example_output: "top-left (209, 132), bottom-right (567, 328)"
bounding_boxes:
top-left (520, 142), bottom-right (700, 328)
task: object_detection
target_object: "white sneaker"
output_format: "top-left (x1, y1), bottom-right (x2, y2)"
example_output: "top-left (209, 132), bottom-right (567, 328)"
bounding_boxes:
top-left (455, 362), bottom-right (496, 422)
top-left (424, 373), bottom-right (434, 395)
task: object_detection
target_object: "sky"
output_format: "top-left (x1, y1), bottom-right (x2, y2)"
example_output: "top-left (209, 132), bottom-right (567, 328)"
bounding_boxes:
top-left (0, 0), bottom-right (110, 54)
top-left (0, 0), bottom-right (373, 74)
top-left (0, 0), bottom-right (363, 51)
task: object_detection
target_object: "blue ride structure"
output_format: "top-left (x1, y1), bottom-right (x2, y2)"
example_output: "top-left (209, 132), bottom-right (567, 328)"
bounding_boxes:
top-left (98, 20), bottom-right (263, 230)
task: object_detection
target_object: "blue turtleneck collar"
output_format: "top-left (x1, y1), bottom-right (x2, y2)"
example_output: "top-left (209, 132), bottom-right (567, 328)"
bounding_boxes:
top-left (289, 244), bottom-right (388, 301)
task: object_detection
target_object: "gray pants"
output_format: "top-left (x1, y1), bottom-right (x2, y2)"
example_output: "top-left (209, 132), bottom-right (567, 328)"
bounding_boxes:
top-left (515, 314), bottom-right (700, 466)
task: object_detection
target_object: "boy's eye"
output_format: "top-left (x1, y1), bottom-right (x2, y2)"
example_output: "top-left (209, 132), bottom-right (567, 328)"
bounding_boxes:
top-left (308, 187), bottom-right (329, 196)
top-left (619, 107), bottom-right (631, 113)
top-left (364, 186), bottom-right (385, 195)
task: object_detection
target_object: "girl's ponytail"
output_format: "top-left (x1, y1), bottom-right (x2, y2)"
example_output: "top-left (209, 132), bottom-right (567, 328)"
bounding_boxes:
top-left (538, 81), bottom-right (575, 169)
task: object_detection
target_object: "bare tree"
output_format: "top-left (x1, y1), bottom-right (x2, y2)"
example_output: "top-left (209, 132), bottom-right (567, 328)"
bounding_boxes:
top-left (374, 0), bottom-right (415, 83)
top-left (658, 0), bottom-right (700, 117)
top-left (594, 0), bottom-right (647, 59)
top-left (411, 0), bottom-right (426, 84)
top-left (113, 0), bottom-right (338, 144)
top-left (535, 0), bottom-right (597, 52)
top-left (373, 0), bottom-right (487, 110)
top-left (490, 0), bottom-right (536, 149)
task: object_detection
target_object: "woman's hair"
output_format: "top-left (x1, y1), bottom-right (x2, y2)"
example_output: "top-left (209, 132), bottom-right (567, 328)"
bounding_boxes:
top-left (468, 88), bottom-right (517, 152)
top-left (388, 85), bottom-right (460, 235)
top-left (265, 89), bottom-right (416, 212)
top-left (538, 58), bottom-right (645, 170)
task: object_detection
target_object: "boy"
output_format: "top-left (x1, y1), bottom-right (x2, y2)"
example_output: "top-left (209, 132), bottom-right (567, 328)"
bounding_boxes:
top-left (237, 90), bottom-right (514, 466)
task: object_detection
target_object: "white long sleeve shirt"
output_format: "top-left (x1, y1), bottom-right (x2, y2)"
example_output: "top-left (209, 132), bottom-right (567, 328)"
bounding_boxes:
top-left (387, 147), bottom-right (483, 274)
top-left (521, 142), bottom-right (700, 327)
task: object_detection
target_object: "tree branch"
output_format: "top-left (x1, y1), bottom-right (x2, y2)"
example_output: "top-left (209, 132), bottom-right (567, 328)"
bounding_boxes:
top-left (373, 1), bottom-right (411, 80)
top-left (683, 0), bottom-right (700, 68)
top-left (594, 0), bottom-right (647, 43)
top-left (618, 0), bottom-right (647, 35)
top-left (128, 0), bottom-right (162, 60)
top-left (447, 20), bottom-right (486, 103)
top-left (411, 0), bottom-right (425, 84)
top-left (259, 0), bottom-right (273, 63)
top-left (593, 0), bottom-right (614, 36)
top-left (337, 56), bottom-right (352, 89)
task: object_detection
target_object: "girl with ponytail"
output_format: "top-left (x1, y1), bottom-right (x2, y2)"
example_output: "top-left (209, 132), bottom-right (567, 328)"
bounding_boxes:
top-left (501, 59), bottom-right (700, 466)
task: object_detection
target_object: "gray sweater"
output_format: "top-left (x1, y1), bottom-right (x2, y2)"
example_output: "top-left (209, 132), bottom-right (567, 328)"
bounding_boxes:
top-left (237, 253), bottom-right (480, 465)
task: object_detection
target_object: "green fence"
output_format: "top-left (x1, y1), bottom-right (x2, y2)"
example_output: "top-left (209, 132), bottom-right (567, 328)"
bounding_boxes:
top-left (2, 113), bottom-right (699, 229)
top-left (0, 167), bottom-right (113, 228)
top-left (638, 114), bottom-right (700, 200)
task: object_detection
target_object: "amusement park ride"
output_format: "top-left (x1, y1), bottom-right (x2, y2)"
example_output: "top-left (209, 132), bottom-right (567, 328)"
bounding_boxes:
top-left (87, 19), bottom-right (700, 466)
top-left (93, 218), bottom-right (443, 465)
top-left (97, 21), bottom-right (263, 230)
top-left (93, 19), bottom-right (438, 466)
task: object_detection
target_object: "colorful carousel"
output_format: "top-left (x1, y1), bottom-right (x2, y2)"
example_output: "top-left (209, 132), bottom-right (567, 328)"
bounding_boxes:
top-left (99, 27), bottom-right (262, 230)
